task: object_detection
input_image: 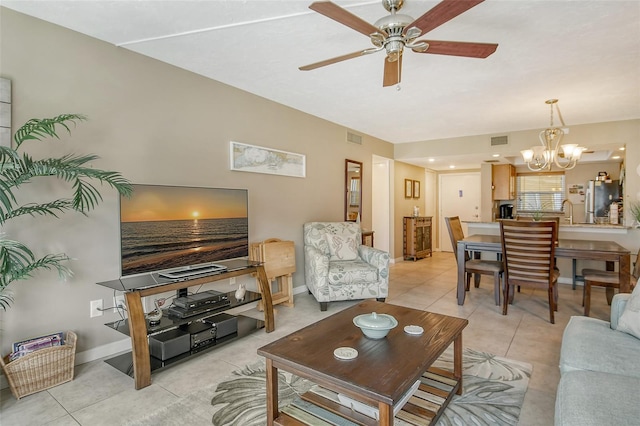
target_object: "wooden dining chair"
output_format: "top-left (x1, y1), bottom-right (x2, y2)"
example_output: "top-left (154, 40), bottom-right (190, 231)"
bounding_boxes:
top-left (445, 216), bottom-right (503, 305)
top-left (582, 249), bottom-right (640, 316)
top-left (500, 219), bottom-right (559, 323)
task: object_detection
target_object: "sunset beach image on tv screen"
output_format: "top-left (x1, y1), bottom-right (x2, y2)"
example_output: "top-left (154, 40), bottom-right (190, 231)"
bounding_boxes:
top-left (120, 185), bottom-right (248, 277)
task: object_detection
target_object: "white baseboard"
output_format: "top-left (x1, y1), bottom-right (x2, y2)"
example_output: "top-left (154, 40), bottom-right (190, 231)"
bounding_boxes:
top-left (75, 337), bottom-right (132, 365)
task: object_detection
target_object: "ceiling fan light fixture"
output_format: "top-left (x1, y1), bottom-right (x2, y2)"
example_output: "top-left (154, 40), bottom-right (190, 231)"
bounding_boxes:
top-left (385, 40), bottom-right (404, 61)
top-left (404, 26), bottom-right (422, 41)
top-left (408, 41), bottom-right (428, 52)
top-left (370, 32), bottom-right (385, 48)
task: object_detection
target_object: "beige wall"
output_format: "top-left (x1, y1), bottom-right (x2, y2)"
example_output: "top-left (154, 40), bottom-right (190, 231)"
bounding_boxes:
top-left (0, 8), bottom-right (394, 355)
top-left (393, 161), bottom-right (427, 261)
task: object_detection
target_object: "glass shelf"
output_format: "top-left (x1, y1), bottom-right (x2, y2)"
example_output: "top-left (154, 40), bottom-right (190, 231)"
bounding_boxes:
top-left (105, 315), bottom-right (265, 377)
top-left (104, 290), bottom-right (262, 337)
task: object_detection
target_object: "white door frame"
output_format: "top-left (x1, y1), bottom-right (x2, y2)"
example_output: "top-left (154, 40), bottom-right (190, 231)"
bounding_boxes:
top-left (438, 172), bottom-right (481, 252)
top-left (372, 155), bottom-right (391, 254)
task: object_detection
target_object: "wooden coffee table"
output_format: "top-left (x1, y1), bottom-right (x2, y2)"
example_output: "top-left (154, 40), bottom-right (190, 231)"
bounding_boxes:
top-left (257, 300), bottom-right (468, 425)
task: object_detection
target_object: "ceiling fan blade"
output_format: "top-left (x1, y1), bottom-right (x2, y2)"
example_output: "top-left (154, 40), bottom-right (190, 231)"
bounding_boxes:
top-left (415, 40), bottom-right (498, 58)
top-left (309, 1), bottom-right (384, 37)
top-left (383, 55), bottom-right (402, 87)
top-left (299, 50), bottom-right (372, 71)
top-left (405, 0), bottom-right (484, 36)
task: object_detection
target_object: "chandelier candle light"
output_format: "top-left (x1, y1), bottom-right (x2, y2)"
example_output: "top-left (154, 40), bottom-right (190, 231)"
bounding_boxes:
top-left (521, 99), bottom-right (586, 171)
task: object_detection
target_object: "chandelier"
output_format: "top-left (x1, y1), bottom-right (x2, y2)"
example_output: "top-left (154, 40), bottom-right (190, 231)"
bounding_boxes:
top-left (521, 99), bottom-right (586, 171)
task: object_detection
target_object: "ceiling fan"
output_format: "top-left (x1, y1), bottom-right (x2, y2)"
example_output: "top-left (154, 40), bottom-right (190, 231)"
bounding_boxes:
top-left (300, 0), bottom-right (498, 87)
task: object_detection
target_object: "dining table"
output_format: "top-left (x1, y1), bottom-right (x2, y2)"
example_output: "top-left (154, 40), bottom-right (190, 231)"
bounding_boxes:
top-left (456, 235), bottom-right (631, 305)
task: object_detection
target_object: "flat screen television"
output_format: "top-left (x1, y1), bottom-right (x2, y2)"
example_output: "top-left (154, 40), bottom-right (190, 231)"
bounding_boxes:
top-left (120, 184), bottom-right (248, 278)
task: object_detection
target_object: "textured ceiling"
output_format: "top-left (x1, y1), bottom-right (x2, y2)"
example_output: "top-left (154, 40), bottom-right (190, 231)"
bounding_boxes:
top-left (4, 0), bottom-right (639, 169)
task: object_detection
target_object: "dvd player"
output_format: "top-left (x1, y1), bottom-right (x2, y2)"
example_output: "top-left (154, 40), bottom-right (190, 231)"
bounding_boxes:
top-left (174, 290), bottom-right (228, 309)
top-left (168, 298), bottom-right (231, 319)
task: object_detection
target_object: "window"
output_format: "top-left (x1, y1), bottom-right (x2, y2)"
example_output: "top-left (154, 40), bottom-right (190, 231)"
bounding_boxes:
top-left (516, 172), bottom-right (566, 213)
top-left (349, 177), bottom-right (360, 206)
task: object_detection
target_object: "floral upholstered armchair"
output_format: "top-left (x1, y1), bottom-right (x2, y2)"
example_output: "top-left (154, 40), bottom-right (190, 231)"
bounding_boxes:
top-left (303, 222), bottom-right (390, 311)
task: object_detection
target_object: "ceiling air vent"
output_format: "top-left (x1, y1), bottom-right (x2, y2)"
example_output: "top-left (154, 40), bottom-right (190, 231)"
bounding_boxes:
top-left (491, 135), bottom-right (508, 146)
top-left (484, 159), bottom-right (500, 163)
top-left (347, 131), bottom-right (362, 145)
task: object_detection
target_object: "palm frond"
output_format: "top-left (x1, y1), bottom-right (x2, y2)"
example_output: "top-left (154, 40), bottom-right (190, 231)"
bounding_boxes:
top-left (0, 239), bottom-right (36, 275)
top-left (0, 177), bottom-right (17, 218)
top-left (1, 113), bottom-right (131, 309)
top-left (0, 146), bottom-right (19, 166)
top-left (1, 200), bottom-right (75, 224)
top-left (0, 251), bottom-right (71, 312)
top-left (5, 253), bottom-right (73, 283)
top-left (0, 291), bottom-right (14, 310)
top-left (13, 114), bottom-right (87, 149)
top-left (0, 239), bottom-right (71, 287)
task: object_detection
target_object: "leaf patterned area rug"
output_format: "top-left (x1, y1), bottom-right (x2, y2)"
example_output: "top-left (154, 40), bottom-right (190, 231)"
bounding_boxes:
top-left (127, 348), bottom-right (532, 426)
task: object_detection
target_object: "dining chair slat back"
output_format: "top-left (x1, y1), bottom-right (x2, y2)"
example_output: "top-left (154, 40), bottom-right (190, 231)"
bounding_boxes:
top-left (446, 216), bottom-right (503, 305)
top-left (500, 219), bottom-right (559, 323)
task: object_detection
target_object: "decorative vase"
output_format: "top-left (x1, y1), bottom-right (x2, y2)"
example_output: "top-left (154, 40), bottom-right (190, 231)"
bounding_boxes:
top-left (146, 299), bottom-right (162, 326)
top-left (235, 283), bottom-right (246, 301)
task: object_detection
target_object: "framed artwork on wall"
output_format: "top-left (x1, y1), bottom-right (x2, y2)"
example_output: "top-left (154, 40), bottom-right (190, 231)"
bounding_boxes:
top-left (230, 141), bottom-right (306, 178)
top-left (413, 180), bottom-right (420, 199)
top-left (404, 179), bottom-right (413, 198)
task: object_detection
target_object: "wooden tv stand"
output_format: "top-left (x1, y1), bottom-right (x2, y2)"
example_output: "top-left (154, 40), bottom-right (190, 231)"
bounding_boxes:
top-left (97, 259), bottom-right (274, 390)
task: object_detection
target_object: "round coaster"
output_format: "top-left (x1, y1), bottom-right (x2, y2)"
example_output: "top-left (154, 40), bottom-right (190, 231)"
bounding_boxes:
top-left (404, 325), bottom-right (424, 335)
top-left (334, 347), bottom-right (358, 360)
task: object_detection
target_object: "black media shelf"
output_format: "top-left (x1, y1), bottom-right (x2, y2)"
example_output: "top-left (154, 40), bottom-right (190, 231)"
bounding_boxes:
top-left (104, 290), bottom-right (263, 337)
top-left (96, 260), bottom-right (274, 389)
top-left (104, 315), bottom-right (264, 377)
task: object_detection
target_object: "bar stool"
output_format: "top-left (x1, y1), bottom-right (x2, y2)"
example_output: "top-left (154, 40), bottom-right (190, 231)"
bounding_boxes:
top-left (582, 249), bottom-right (640, 316)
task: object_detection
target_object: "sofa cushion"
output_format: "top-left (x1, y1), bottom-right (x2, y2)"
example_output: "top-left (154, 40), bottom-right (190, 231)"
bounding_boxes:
top-left (555, 370), bottom-right (640, 426)
top-left (617, 282), bottom-right (640, 339)
top-left (328, 259), bottom-right (378, 286)
top-left (559, 316), bottom-right (640, 379)
top-left (325, 233), bottom-right (359, 261)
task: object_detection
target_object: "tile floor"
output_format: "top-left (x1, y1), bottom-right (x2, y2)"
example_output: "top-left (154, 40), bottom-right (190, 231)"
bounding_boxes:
top-left (1, 252), bottom-right (614, 425)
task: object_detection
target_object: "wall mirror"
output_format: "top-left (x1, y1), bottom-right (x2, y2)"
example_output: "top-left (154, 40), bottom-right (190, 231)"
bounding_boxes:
top-left (345, 159), bottom-right (363, 222)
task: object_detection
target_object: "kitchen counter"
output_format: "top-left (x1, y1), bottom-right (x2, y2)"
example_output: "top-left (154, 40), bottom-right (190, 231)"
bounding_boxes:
top-left (471, 221), bottom-right (631, 235)
top-left (464, 221), bottom-right (639, 286)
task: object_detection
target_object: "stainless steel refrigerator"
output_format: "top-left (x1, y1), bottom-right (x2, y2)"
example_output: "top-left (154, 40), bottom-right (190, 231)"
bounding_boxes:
top-left (584, 180), bottom-right (622, 223)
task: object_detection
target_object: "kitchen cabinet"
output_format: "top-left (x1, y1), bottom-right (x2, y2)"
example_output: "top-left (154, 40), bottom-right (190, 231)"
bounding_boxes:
top-left (492, 164), bottom-right (516, 200)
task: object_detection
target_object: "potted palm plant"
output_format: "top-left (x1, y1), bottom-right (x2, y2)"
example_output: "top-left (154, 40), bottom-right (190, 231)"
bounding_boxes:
top-left (0, 114), bottom-right (132, 310)
top-left (630, 202), bottom-right (640, 228)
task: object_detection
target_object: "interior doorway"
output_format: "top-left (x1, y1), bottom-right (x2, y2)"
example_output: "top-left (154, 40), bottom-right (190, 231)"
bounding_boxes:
top-left (439, 172), bottom-right (481, 252)
top-left (372, 155), bottom-right (391, 254)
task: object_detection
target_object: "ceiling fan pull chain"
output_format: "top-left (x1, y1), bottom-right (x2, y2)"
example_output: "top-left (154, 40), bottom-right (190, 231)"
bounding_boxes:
top-left (396, 57), bottom-right (401, 91)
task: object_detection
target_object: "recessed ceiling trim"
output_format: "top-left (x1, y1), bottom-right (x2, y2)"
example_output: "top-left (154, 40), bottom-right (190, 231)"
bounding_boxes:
top-left (116, 1), bottom-right (379, 47)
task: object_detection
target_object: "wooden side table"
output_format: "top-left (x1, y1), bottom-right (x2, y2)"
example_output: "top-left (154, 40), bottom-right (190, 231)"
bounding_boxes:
top-left (250, 238), bottom-right (295, 310)
top-left (362, 230), bottom-right (374, 247)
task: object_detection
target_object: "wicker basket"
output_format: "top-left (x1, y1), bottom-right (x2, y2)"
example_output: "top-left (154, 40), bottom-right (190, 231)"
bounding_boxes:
top-left (0, 331), bottom-right (77, 399)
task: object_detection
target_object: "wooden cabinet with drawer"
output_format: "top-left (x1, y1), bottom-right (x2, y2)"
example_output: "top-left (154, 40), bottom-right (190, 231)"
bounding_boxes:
top-left (403, 216), bottom-right (432, 261)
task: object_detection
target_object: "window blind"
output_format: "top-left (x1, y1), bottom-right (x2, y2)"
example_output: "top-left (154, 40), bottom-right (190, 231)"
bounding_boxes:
top-left (516, 173), bottom-right (566, 212)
